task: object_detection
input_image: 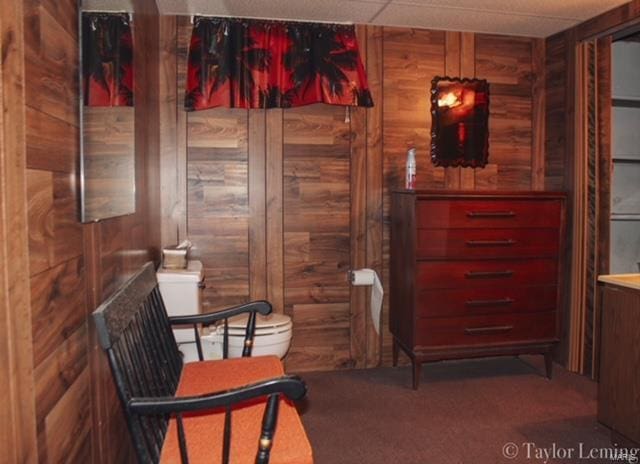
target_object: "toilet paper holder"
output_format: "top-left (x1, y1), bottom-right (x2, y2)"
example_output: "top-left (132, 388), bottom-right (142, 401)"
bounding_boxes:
top-left (348, 269), bottom-right (379, 286)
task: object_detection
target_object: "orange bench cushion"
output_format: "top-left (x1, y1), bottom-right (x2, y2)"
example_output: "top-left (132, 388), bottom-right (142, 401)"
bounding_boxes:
top-left (160, 356), bottom-right (313, 464)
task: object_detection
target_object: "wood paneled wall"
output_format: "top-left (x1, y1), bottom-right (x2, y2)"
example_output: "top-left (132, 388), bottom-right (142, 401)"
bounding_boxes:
top-left (1, 0), bottom-right (161, 462)
top-left (1, 0), bottom-right (38, 461)
top-left (86, 3), bottom-right (161, 463)
top-left (160, 20), bottom-right (547, 372)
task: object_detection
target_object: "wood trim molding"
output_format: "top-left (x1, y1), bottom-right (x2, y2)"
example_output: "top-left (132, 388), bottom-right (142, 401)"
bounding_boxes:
top-left (249, 110), bottom-right (267, 302)
top-left (0, 0), bottom-right (38, 460)
top-left (266, 110), bottom-right (284, 314)
top-left (460, 32), bottom-right (476, 190)
top-left (568, 42), bottom-right (590, 373)
top-left (531, 39), bottom-right (546, 191)
top-left (365, 26), bottom-right (384, 367)
top-left (444, 31), bottom-right (462, 189)
top-left (159, 15), bottom-right (183, 248)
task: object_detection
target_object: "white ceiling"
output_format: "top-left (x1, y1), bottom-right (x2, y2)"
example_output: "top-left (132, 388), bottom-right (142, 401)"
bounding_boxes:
top-left (153, 0), bottom-right (632, 37)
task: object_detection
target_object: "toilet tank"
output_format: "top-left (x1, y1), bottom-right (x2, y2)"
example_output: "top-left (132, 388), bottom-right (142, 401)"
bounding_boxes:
top-left (156, 260), bottom-right (204, 361)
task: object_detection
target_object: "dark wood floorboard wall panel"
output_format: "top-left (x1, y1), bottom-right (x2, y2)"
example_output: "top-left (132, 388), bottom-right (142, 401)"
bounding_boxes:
top-left (1, 0), bottom-right (38, 460)
top-left (20, 0), bottom-right (161, 462)
top-left (283, 104), bottom-right (353, 371)
top-left (545, 32), bottom-right (568, 190)
top-left (187, 108), bottom-right (251, 310)
top-left (165, 22), bottom-right (548, 373)
top-left (381, 27), bottom-right (446, 366)
top-left (23, 1), bottom-right (91, 461)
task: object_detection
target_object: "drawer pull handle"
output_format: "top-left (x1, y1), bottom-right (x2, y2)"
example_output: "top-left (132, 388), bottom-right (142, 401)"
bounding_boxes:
top-left (466, 210), bottom-right (516, 218)
top-left (465, 270), bottom-right (514, 279)
top-left (464, 325), bottom-right (514, 335)
top-left (465, 298), bottom-right (514, 307)
top-left (466, 239), bottom-right (517, 247)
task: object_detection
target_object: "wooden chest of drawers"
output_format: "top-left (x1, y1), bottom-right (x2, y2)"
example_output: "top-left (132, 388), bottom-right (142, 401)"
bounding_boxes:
top-left (390, 190), bottom-right (567, 388)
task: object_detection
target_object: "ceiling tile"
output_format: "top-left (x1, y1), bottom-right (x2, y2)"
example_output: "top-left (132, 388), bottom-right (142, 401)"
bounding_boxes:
top-left (374, 3), bottom-right (578, 37)
top-left (157, 0), bottom-right (387, 23)
top-left (389, 0), bottom-right (630, 21)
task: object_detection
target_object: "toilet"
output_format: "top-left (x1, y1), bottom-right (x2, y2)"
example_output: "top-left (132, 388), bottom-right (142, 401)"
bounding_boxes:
top-left (202, 312), bottom-right (293, 360)
top-left (156, 260), bottom-right (205, 362)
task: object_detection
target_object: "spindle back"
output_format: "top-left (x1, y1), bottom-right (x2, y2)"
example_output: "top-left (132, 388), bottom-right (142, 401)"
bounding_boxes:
top-left (93, 262), bottom-right (183, 462)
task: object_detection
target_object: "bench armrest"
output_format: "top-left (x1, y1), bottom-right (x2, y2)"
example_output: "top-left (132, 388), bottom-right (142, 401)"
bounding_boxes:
top-left (168, 300), bottom-right (272, 325)
top-left (168, 300), bottom-right (273, 359)
top-left (127, 374), bottom-right (306, 415)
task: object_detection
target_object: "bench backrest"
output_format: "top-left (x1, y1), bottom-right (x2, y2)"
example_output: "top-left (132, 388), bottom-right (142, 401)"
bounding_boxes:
top-left (93, 261), bottom-right (183, 462)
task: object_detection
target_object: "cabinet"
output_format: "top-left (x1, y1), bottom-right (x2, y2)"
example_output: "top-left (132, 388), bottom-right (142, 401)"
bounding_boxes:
top-left (390, 191), bottom-right (567, 389)
top-left (598, 279), bottom-right (640, 445)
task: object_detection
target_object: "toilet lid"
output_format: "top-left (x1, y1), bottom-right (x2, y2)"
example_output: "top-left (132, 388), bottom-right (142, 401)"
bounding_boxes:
top-left (225, 313), bottom-right (291, 330)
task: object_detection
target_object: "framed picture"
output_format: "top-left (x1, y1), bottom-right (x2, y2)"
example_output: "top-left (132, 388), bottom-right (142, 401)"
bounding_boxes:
top-left (430, 76), bottom-right (490, 168)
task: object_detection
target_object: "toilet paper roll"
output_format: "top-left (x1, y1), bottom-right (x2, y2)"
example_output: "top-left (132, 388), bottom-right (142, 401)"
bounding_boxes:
top-left (350, 269), bottom-right (384, 334)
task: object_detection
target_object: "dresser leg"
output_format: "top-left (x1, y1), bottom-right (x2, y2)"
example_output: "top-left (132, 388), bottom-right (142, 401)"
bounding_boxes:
top-left (392, 339), bottom-right (399, 367)
top-left (412, 360), bottom-right (421, 390)
top-left (544, 351), bottom-right (553, 379)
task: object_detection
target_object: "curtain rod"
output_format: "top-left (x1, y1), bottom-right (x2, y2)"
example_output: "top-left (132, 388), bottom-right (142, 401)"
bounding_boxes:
top-left (188, 14), bottom-right (354, 26)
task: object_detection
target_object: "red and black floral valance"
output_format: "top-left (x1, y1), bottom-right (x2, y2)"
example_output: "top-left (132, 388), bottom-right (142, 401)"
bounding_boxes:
top-left (185, 17), bottom-right (374, 110)
top-left (82, 13), bottom-right (134, 107)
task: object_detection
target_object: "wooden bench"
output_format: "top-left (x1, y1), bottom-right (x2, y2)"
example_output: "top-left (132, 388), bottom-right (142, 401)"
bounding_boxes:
top-left (93, 262), bottom-right (313, 464)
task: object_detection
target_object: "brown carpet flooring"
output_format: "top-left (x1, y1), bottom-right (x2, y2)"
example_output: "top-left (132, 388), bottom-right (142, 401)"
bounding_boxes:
top-left (297, 356), bottom-right (628, 464)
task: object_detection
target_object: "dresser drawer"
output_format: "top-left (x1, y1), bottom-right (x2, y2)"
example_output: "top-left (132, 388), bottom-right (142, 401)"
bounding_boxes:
top-left (416, 258), bottom-right (558, 289)
top-left (415, 311), bottom-right (557, 348)
top-left (417, 228), bottom-right (560, 259)
top-left (416, 199), bottom-right (562, 229)
top-left (416, 285), bottom-right (558, 318)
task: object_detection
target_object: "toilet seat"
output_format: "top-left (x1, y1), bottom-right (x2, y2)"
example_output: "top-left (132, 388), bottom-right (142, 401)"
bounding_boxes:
top-left (201, 313), bottom-right (293, 359)
top-left (215, 313), bottom-right (292, 336)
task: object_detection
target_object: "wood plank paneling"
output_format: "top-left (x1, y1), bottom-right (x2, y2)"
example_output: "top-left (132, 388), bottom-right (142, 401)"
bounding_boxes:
top-left (187, 108), bottom-right (250, 310)
top-left (27, 169), bottom-right (83, 276)
top-left (13, 1), bottom-right (162, 463)
top-left (532, 39), bottom-right (546, 191)
top-left (0, 0), bottom-right (38, 460)
top-left (249, 110), bottom-right (267, 301)
top-left (476, 34), bottom-right (534, 188)
top-left (23, 0), bottom-right (93, 461)
top-left (350, 101), bottom-right (367, 368)
top-left (545, 32), bottom-right (568, 190)
top-left (382, 27), bottom-right (446, 365)
top-left (460, 32), bottom-right (477, 190)
top-left (266, 110), bottom-right (285, 315)
top-left (365, 26), bottom-right (384, 367)
top-left (444, 31), bottom-right (462, 189)
top-left (349, 25), bottom-right (368, 368)
top-left (284, 104), bottom-right (353, 371)
top-left (30, 257), bottom-right (86, 368)
top-left (159, 15), bottom-right (181, 248)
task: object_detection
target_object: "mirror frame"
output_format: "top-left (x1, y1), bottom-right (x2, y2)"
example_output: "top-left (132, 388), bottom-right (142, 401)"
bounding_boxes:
top-left (430, 76), bottom-right (490, 168)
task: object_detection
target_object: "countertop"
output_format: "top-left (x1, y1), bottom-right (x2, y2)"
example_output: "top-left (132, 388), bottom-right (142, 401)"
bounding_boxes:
top-left (597, 273), bottom-right (640, 291)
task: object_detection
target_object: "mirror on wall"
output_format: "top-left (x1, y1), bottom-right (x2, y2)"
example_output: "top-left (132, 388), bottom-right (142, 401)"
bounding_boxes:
top-left (80, 8), bottom-right (135, 222)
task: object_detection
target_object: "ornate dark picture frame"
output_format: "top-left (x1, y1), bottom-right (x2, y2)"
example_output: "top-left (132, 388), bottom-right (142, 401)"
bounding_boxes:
top-left (430, 76), bottom-right (490, 168)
